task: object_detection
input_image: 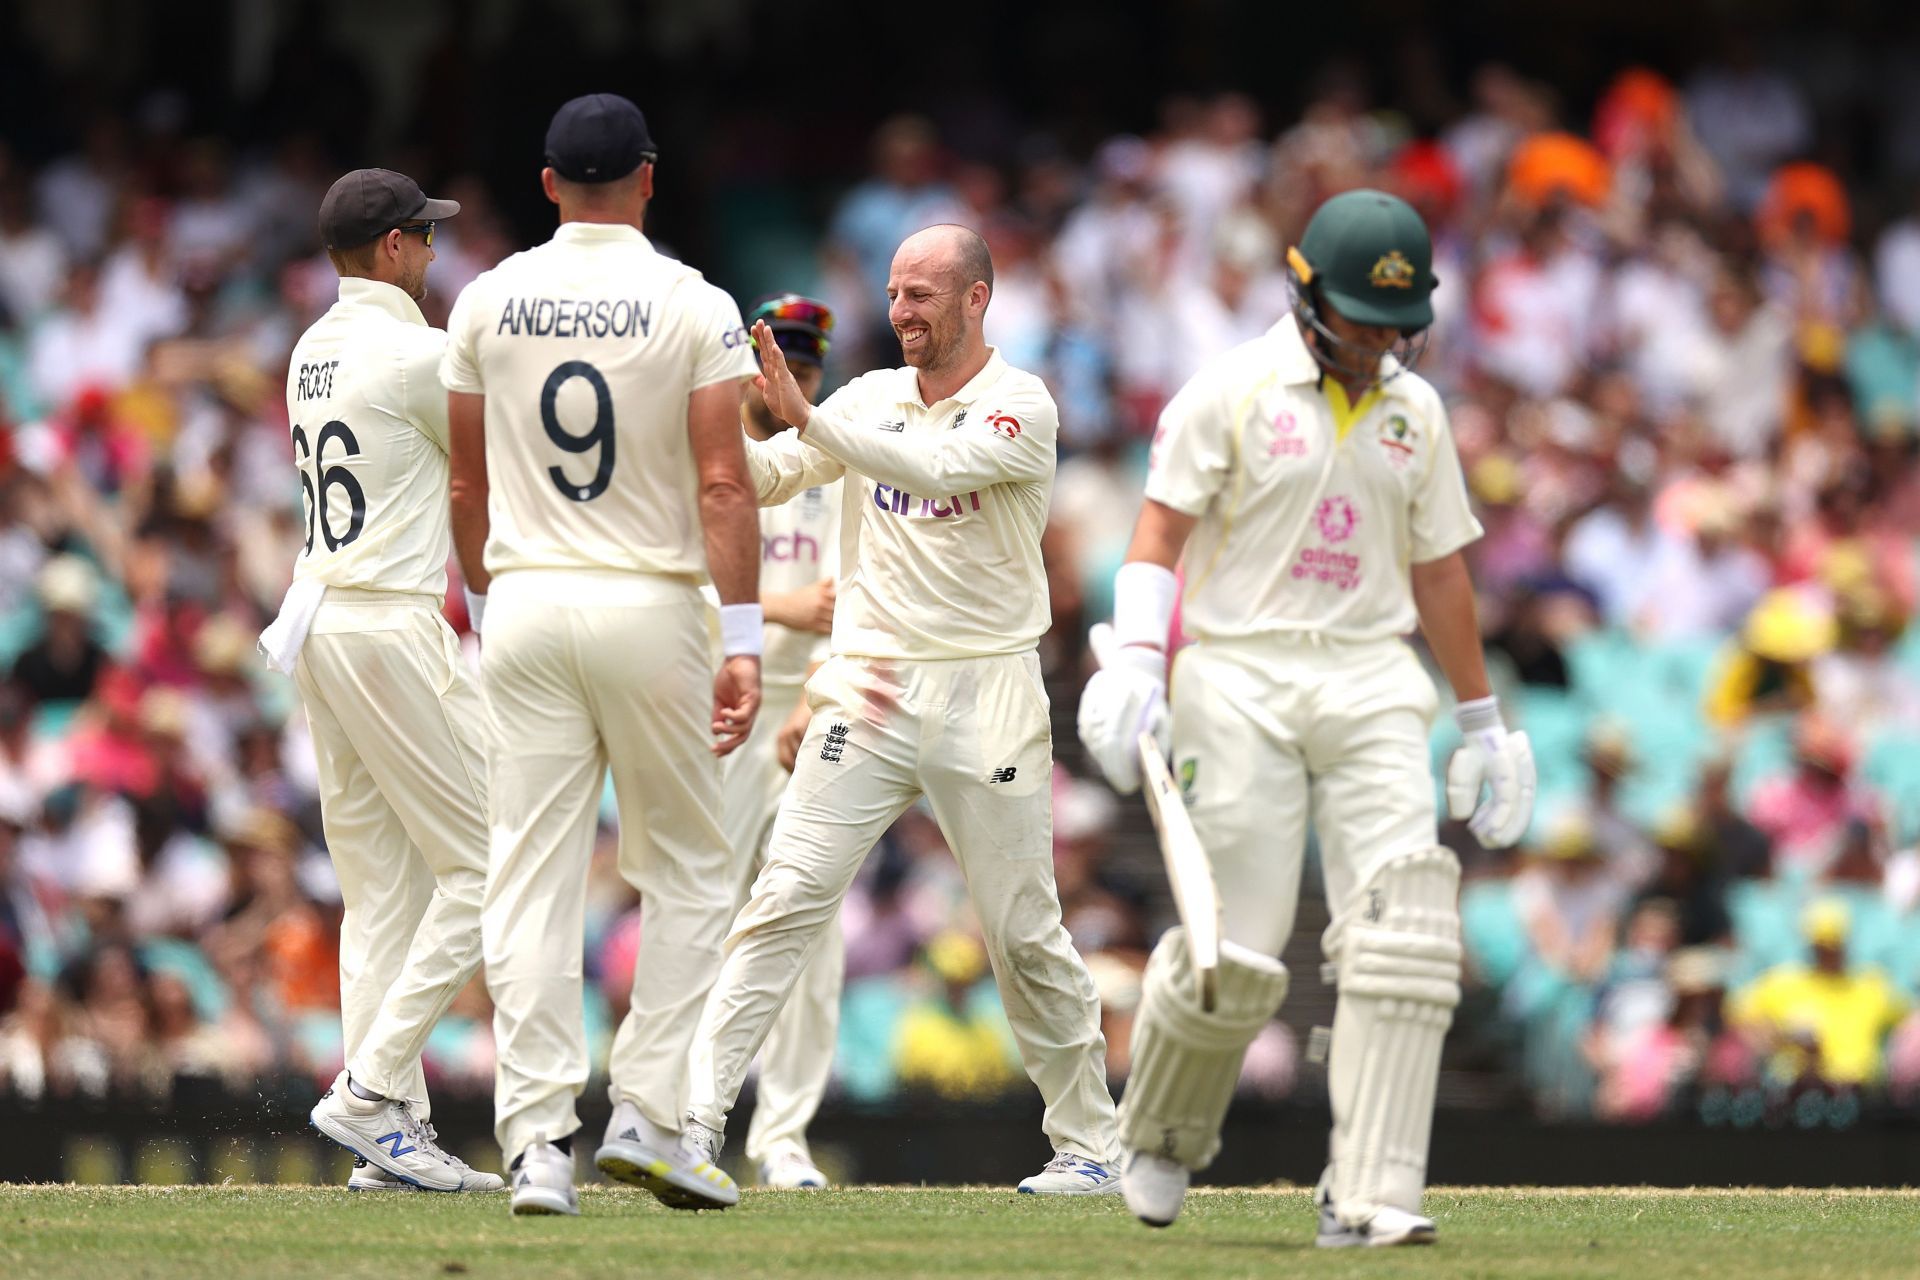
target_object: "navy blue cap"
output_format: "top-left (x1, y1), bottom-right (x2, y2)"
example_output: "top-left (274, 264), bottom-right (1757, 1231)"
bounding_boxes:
top-left (319, 169), bottom-right (459, 250)
top-left (544, 94), bottom-right (657, 184)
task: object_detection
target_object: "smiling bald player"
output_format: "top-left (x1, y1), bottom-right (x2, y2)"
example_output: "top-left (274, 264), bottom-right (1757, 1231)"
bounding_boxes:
top-left (686, 225), bottom-right (1123, 1195)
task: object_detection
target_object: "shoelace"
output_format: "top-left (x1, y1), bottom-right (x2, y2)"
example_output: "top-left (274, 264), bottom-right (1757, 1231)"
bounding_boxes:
top-left (684, 1121), bottom-right (723, 1164)
top-left (419, 1123), bottom-right (478, 1175)
top-left (1041, 1152), bottom-right (1101, 1176)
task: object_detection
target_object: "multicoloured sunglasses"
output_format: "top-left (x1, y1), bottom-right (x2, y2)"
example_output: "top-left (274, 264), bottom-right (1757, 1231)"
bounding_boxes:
top-left (748, 294), bottom-right (835, 363)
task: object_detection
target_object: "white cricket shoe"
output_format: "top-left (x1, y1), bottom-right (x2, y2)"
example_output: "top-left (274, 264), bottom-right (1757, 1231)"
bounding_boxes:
top-left (1315, 1180), bottom-right (1437, 1247)
top-left (684, 1117), bottom-right (725, 1165)
top-left (310, 1073), bottom-right (494, 1192)
top-left (595, 1101), bottom-right (739, 1210)
top-left (347, 1157), bottom-right (414, 1192)
top-left (1121, 1150), bottom-right (1188, 1226)
top-left (1016, 1151), bottom-right (1124, 1195)
top-left (760, 1150), bottom-right (829, 1189)
top-left (510, 1141), bottom-right (579, 1216)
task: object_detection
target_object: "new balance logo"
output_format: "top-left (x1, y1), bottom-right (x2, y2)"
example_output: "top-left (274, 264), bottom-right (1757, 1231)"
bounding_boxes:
top-left (821, 722), bottom-right (850, 764)
top-left (376, 1130), bottom-right (417, 1160)
top-left (988, 766), bottom-right (1018, 784)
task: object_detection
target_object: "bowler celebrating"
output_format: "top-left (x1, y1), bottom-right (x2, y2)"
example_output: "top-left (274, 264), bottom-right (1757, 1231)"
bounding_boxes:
top-left (691, 225), bottom-right (1124, 1194)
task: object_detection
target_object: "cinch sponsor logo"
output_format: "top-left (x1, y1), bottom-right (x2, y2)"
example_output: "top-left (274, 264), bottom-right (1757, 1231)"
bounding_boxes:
top-left (872, 484), bottom-right (982, 519)
top-left (496, 297), bottom-right (652, 338)
top-left (763, 530), bottom-right (821, 562)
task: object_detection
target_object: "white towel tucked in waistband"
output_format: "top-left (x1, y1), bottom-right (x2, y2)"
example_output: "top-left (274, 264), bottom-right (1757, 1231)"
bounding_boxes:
top-left (257, 578), bottom-right (327, 675)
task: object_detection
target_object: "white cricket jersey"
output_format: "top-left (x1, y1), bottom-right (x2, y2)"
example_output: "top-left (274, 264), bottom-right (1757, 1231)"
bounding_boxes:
top-left (742, 349), bottom-right (1055, 661)
top-left (1145, 315), bottom-right (1482, 643)
top-left (439, 222), bottom-right (757, 581)
top-left (285, 278), bottom-right (454, 597)
top-left (758, 475), bottom-right (841, 687)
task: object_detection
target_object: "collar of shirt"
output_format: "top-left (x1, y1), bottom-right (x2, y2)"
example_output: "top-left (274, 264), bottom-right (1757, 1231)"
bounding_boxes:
top-left (551, 221), bottom-right (652, 251)
top-left (337, 276), bottom-right (428, 328)
top-left (894, 346), bottom-right (1009, 409)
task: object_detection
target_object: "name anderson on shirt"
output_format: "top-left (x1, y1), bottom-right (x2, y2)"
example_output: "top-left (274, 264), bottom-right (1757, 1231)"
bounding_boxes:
top-left (496, 297), bottom-right (651, 339)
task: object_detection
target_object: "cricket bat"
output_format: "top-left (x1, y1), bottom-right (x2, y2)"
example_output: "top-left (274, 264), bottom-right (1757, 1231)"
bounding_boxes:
top-left (1137, 729), bottom-right (1221, 1012)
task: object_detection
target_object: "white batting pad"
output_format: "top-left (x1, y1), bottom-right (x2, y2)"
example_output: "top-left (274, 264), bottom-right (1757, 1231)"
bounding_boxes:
top-left (1324, 847), bottom-right (1461, 1224)
top-left (1117, 927), bottom-right (1289, 1169)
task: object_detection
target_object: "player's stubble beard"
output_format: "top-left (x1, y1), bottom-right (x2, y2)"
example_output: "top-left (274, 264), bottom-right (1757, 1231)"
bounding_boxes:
top-left (898, 306), bottom-right (963, 374)
top-left (401, 259), bottom-right (429, 303)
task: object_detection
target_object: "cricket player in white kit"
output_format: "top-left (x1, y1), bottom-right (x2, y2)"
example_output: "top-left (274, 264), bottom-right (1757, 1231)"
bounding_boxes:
top-left (1078, 190), bottom-right (1536, 1243)
top-left (440, 94), bottom-right (763, 1217)
top-left (271, 169), bottom-right (501, 1193)
top-left (688, 225), bottom-right (1124, 1195)
top-left (685, 294), bottom-right (845, 1191)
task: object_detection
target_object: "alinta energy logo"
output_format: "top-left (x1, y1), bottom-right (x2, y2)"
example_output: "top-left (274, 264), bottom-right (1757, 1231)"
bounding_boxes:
top-left (1314, 494), bottom-right (1358, 544)
top-left (1269, 408), bottom-right (1307, 458)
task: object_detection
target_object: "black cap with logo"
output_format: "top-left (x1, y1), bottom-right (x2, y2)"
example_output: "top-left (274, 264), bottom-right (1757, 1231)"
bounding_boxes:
top-left (318, 168), bottom-right (460, 251)
top-left (545, 93), bottom-right (657, 184)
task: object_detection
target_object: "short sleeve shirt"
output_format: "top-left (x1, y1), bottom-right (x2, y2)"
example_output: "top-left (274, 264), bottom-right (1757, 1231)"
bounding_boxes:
top-left (1145, 316), bottom-right (1481, 642)
top-left (440, 223), bottom-right (756, 580)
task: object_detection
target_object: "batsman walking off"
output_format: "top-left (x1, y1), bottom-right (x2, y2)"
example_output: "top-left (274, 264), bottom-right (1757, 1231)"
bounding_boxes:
top-left (689, 225), bottom-right (1124, 1193)
top-left (275, 168), bottom-right (500, 1193)
top-left (1077, 190), bottom-right (1536, 1244)
top-left (441, 94), bottom-right (763, 1217)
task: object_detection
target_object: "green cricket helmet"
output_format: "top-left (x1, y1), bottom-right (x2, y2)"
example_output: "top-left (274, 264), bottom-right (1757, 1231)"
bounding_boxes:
top-left (1285, 188), bottom-right (1438, 383)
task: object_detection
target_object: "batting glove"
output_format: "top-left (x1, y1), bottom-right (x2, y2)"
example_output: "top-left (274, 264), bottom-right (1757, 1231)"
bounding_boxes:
top-left (1445, 696), bottom-right (1536, 848)
top-left (1078, 622), bottom-right (1171, 795)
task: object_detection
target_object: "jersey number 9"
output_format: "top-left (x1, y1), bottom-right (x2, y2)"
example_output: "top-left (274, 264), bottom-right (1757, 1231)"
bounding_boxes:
top-left (293, 420), bottom-right (367, 554)
top-left (541, 360), bottom-right (615, 503)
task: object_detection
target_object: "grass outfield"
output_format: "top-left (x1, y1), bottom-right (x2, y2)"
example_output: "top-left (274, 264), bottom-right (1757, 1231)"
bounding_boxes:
top-left (1, 1185), bottom-right (1914, 1279)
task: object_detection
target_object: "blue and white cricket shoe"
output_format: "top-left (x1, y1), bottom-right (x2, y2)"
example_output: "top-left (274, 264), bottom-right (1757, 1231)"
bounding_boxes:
top-left (1017, 1151), bottom-right (1125, 1195)
top-left (311, 1070), bottom-right (502, 1192)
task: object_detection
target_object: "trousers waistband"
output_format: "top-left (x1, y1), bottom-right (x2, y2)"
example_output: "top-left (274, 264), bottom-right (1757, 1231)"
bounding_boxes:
top-left (317, 586), bottom-right (444, 607)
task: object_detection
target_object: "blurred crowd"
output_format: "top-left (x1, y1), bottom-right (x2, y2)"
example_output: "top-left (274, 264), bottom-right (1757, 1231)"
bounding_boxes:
top-left (4, 36), bottom-right (1920, 1128)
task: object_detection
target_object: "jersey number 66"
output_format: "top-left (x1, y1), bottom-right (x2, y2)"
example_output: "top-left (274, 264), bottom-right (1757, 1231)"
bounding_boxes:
top-left (293, 420), bottom-right (367, 554)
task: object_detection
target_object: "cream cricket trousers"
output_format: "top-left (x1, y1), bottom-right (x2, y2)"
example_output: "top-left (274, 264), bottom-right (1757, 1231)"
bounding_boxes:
top-left (1168, 636), bottom-right (1442, 955)
top-left (481, 570), bottom-right (736, 1163)
top-left (692, 652), bottom-right (1118, 1163)
top-left (686, 678), bottom-right (844, 1167)
top-left (294, 589), bottom-right (490, 1118)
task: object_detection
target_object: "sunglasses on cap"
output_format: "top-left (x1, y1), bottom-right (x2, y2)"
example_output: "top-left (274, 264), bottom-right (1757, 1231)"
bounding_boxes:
top-left (396, 221), bottom-right (436, 248)
top-left (748, 294), bottom-right (835, 363)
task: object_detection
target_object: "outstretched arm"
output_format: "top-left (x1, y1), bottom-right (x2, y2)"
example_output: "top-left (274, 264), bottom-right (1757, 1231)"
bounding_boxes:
top-left (751, 318), bottom-right (1052, 493)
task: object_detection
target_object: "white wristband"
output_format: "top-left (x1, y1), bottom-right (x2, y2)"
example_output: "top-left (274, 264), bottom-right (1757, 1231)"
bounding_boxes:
top-left (719, 603), bottom-right (765, 657)
top-left (463, 588), bottom-right (486, 635)
top-left (1453, 695), bottom-right (1503, 735)
top-left (1113, 561), bottom-right (1178, 651)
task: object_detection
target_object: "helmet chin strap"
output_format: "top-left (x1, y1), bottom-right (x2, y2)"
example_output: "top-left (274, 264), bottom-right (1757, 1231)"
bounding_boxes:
top-left (1287, 276), bottom-right (1429, 390)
